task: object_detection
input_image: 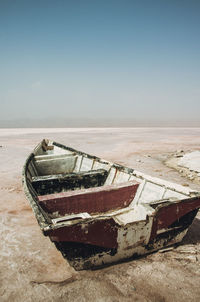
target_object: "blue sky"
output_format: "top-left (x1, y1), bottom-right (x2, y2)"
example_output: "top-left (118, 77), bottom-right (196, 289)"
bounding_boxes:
top-left (0, 0), bottom-right (200, 123)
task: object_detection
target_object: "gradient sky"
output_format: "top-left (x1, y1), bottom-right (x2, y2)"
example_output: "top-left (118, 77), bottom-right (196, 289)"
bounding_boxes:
top-left (0, 0), bottom-right (200, 122)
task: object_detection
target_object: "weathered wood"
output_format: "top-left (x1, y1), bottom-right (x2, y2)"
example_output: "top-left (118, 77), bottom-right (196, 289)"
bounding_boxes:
top-left (46, 218), bottom-right (118, 248)
top-left (41, 139), bottom-right (54, 151)
top-left (38, 181), bottom-right (139, 216)
top-left (149, 197), bottom-right (200, 242)
top-left (23, 139), bottom-right (200, 271)
top-left (34, 153), bottom-right (75, 161)
top-left (34, 155), bottom-right (78, 176)
top-left (32, 169), bottom-right (108, 195)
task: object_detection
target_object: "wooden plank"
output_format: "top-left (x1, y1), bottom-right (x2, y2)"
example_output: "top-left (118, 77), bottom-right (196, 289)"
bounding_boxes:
top-left (32, 169), bottom-right (108, 195)
top-left (113, 171), bottom-right (130, 184)
top-left (105, 167), bottom-right (116, 185)
top-left (34, 153), bottom-right (75, 161)
top-left (139, 181), bottom-right (164, 204)
top-left (34, 155), bottom-right (77, 176)
top-left (92, 161), bottom-right (110, 171)
top-left (149, 197), bottom-right (200, 241)
top-left (79, 157), bottom-right (93, 172)
top-left (45, 218), bottom-right (118, 248)
top-left (38, 181), bottom-right (139, 216)
top-left (73, 155), bottom-right (82, 172)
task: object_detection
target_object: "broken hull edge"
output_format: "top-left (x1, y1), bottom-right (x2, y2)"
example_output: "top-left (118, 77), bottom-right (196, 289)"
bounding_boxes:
top-left (52, 229), bottom-right (189, 271)
top-left (47, 208), bottom-right (199, 270)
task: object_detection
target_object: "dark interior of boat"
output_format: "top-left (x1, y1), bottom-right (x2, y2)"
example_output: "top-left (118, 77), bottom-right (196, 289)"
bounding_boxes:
top-left (31, 169), bottom-right (108, 195)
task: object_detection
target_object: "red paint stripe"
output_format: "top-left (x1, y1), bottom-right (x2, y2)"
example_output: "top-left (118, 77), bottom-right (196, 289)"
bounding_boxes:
top-left (150, 197), bottom-right (200, 241)
top-left (46, 218), bottom-right (118, 249)
top-left (38, 181), bottom-right (139, 215)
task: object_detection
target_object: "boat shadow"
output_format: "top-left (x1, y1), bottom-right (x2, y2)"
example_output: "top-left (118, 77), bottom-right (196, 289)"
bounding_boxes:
top-left (181, 217), bottom-right (200, 245)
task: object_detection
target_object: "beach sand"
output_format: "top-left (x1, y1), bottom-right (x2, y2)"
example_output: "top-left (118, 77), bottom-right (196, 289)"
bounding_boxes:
top-left (0, 127), bottom-right (200, 302)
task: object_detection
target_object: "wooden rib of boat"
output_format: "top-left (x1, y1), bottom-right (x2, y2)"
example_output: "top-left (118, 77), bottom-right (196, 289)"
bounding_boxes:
top-left (22, 139), bottom-right (200, 270)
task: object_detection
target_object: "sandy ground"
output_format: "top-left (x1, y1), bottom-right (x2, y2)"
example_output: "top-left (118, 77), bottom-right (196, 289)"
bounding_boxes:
top-left (0, 127), bottom-right (200, 302)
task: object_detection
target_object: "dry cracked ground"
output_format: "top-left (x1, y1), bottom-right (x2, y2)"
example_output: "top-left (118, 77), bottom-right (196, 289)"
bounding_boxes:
top-left (0, 128), bottom-right (200, 302)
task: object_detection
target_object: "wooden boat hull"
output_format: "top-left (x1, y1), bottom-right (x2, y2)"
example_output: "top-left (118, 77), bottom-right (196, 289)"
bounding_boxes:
top-left (22, 140), bottom-right (200, 270)
top-left (45, 197), bottom-right (200, 270)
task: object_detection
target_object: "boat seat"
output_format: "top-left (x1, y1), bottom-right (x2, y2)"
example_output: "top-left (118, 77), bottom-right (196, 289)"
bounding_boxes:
top-left (33, 153), bottom-right (78, 176)
top-left (37, 180), bottom-right (139, 217)
top-left (34, 153), bottom-right (75, 161)
top-left (31, 169), bottom-right (108, 195)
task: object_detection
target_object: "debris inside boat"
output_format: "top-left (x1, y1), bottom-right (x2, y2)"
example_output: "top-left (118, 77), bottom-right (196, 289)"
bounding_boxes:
top-left (22, 139), bottom-right (200, 270)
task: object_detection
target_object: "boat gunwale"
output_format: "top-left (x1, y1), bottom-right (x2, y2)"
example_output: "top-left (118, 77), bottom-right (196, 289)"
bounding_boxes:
top-left (22, 143), bottom-right (51, 230)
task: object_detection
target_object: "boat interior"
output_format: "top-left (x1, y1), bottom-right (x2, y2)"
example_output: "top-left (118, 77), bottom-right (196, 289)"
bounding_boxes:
top-left (25, 140), bottom-right (197, 224)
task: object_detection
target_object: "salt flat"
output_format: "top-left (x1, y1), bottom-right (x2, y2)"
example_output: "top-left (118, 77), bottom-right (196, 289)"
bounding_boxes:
top-left (0, 128), bottom-right (200, 302)
top-left (179, 151), bottom-right (200, 173)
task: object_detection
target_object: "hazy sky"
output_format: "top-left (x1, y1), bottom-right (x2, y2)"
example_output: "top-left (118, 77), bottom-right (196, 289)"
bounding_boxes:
top-left (0, 0), bottom-right (200, 122)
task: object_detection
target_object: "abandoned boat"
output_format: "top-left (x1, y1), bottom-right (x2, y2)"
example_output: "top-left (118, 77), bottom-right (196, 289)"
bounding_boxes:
top-left (22, 139), bottom-right (200, 270)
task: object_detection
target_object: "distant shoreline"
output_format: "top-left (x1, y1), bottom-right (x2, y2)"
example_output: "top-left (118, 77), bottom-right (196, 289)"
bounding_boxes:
top-left (0, 118), bottom-right (200, 128)
top-left (1, 127), bottom-right (200, 138)
top-left (0, 124), bottom-right (200, 128)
